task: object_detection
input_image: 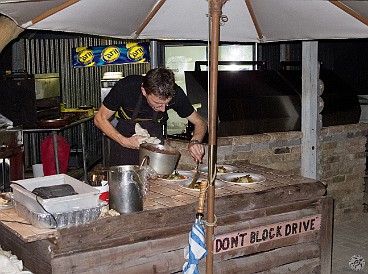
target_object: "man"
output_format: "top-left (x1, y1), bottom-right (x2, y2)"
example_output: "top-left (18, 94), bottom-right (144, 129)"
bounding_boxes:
top-left (94, 68), bottom-right (207, 166)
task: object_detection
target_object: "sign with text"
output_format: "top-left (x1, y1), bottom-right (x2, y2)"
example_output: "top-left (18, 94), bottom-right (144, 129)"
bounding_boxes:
top-left (72, 42), bottom-right (150, 68)
top-left (214, 214), bottom-right (321, 254)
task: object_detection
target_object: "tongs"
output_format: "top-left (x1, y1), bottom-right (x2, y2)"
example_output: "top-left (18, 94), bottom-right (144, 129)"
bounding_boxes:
top-left (188, 161), bottom-right (200, 189)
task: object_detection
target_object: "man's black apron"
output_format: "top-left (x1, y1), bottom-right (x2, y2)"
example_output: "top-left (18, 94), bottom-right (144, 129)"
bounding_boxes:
top-left (109, 94), bottom-right (164, 166)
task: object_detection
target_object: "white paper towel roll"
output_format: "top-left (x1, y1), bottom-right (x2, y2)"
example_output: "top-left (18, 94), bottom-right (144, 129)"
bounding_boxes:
top-left (32, 164), bottom-right (44, 178)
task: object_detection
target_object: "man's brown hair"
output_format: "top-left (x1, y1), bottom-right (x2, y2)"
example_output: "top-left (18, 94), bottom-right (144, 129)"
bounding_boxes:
top-left (142, 68), bottom-right (176, 99)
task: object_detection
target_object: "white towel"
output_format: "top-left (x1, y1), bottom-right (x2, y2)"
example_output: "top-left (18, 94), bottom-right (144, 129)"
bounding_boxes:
top-left (0, 253), bottom-right (32, 274)
top-left (133, 123), bottom-right (161, 145)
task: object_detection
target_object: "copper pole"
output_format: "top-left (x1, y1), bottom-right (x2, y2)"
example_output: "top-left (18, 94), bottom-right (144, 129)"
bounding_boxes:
top-left (206, 0), bottom-right (222, 273)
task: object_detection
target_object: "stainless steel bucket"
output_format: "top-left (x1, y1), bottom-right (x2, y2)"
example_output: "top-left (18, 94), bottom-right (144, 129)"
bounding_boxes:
top-left (108, 165), bottom-right (144, 214)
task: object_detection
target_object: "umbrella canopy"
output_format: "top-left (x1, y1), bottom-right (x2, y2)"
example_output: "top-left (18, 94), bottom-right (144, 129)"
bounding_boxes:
top-left (1, 1), bottom-right (368, 273)
top-left (0, 0), bottom-right (368, 42)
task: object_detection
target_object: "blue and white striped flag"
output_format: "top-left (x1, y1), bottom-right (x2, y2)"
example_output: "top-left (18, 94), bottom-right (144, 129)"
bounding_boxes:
top-left (183, 219), bottom-right (207, 274)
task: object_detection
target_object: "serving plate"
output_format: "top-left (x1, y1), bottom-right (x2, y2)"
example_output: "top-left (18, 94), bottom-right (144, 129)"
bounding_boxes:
top-left (178, 179), bottom-right (226, 191)
top-left (218, 172), bottom-right (266, 185)
top-left (0, 192), bottom-right (13, 209)
top-left (161, 170), bottom-right (193, 181)
top-left (198, 164), bottom-right (238, 175)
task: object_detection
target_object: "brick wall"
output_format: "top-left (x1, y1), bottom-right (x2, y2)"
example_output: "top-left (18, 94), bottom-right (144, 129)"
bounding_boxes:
top-left (167, 123), bottom-right (368, 222)
top-left (320, 124), bottom-right (368, 221)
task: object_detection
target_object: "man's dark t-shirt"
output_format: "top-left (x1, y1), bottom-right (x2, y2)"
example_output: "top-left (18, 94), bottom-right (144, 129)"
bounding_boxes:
top-left (103, 75), bottom-right (194, 124)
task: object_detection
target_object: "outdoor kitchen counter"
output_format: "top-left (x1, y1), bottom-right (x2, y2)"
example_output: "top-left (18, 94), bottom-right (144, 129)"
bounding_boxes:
top-left (0, 163), bottom-right (332, 274)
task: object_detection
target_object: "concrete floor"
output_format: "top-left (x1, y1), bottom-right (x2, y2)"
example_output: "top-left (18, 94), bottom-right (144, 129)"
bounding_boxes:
top-left (332, 213), bottom-right (368, 273)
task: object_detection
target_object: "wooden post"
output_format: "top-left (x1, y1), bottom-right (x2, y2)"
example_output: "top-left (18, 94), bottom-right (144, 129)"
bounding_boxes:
top-left (301, 41), bottom-right (319, 180)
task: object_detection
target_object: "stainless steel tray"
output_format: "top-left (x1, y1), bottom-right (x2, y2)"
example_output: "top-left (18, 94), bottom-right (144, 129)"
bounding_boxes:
top-left (14, 201), bottom-right (101, 229)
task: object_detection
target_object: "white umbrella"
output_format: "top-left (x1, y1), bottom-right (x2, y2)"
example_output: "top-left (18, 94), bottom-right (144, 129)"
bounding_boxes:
top-left (0, 0), bottom-right (368, 42)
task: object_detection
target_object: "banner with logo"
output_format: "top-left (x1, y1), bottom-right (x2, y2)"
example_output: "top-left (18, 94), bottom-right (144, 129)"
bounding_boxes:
top-left (72, 42), bottom-right (150, 68)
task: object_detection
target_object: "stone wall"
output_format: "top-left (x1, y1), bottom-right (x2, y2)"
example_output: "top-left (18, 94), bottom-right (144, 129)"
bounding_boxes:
top-left (167, 123), bottom-right (368, 222)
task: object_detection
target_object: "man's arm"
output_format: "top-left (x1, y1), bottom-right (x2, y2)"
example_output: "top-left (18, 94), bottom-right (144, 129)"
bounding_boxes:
top-left (94, 105), bottom-right (141, 149)
top-left (186, 111), bottom-right (207, 163)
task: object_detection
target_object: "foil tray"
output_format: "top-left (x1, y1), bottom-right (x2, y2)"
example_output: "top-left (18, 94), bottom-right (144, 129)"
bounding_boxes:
top-left (14, 201), bottom-right (101, 229)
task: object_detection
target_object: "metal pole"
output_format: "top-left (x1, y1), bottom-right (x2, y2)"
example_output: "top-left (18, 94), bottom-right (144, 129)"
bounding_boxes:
top-left (31, 133), bottom-right (37, 164)
top-left (206, 0), bottom-right (222, 273)
top-left (81, 122), bottom-right (88, 182)
top-left (52, 131), bottom-right (60, 174)
top-left (150, 40), bottom-right (159, 69)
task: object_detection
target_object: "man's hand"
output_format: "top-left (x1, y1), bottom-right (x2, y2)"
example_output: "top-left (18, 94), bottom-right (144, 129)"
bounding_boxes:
top-left (121, 135), bottom-right (144, 149)
top-left (188, 140), bottom-right (205, 163)
top-left (186, 111), bottom-right (207, 163)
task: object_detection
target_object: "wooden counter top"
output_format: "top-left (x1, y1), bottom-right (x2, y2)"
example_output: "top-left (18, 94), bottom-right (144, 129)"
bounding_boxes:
top-left (0, 163), bottom-right (330, 274)
top-left (0, 163), bottom-right (325, 242)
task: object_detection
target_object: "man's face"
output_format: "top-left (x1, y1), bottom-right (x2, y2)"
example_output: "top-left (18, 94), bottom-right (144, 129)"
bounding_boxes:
top-left (142, 87), bottom-right (172, 112)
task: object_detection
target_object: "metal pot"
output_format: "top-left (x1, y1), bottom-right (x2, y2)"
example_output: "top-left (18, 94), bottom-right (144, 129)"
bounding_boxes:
top-left (108, 165), bottom-right (144, 214)
top-left (139, 143), bottom-right (181, 176)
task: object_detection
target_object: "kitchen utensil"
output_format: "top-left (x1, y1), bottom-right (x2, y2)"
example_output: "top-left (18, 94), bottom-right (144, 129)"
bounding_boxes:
top-left (188, 161), bottom-right (200, 189)
top-left (139, 143), bottom-right (180, 176)
top-left (108, 165), bottom-right (145, 213)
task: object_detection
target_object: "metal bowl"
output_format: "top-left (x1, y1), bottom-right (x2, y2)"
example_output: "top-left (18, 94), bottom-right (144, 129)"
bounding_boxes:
top-left (139, 143), bottom-right (181, 176)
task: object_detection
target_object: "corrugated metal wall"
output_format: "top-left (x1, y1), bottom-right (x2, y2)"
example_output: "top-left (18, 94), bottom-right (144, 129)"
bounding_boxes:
top-left (17, 34), bottom-right (150, 171)
top-left (20, 36), bottom-right (150, 108)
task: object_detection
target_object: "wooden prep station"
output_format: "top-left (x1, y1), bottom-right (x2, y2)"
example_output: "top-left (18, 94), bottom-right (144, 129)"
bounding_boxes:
top-left (0, 163), bottom-right (332, 274)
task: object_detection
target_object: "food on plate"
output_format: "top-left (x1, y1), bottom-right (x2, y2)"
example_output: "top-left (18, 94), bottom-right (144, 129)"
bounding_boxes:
top-left (163, 171), bottom-right (187, 180)
top-left (0, 193), bottom-right (11, 206)
top-left (0, 197), bottom-right (8, 206)
top-left (188, 181), bottom-right (201, 189)
top-left (230, 174), bottom-right (254, 183)
top-left (217, 166), bottom-right (228, 173)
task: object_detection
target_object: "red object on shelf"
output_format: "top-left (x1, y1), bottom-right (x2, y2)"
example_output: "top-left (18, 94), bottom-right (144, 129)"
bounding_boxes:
top-left (40, 135), bottom-right (70, 176)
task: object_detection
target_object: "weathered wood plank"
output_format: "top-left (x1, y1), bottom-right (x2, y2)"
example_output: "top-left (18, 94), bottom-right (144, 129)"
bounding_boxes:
top-left (51, 199), bottom-right (322, 256)
top-left (214, 182), bottom-right (326, 215)
top-left (255, 258), bottom-right (320, 274)
top-left (50, 231), bottom-right (321, 274)
top-left (52, 204), bottom-right (197, 255)
top-left (50, 211), bottom-right (322, 274)
top-left (52, 183), bottom-right (325, 254)
top-left (209, 242), bottom-right (320, 274)
top-left (216, 199), bottom-right (321, 230)
top-left (319, 196), bottom-right (333, 274)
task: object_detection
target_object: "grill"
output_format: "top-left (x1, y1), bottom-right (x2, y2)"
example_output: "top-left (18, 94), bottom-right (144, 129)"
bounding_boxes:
top-left (179, 64), bottom-right (360, 140)
top-left (0, 73), bottom-right (61, 129)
